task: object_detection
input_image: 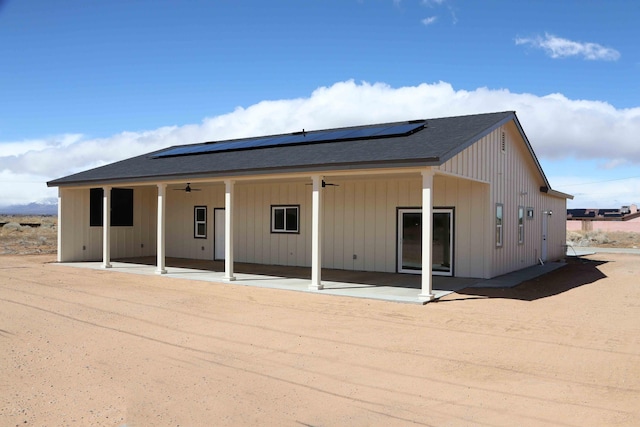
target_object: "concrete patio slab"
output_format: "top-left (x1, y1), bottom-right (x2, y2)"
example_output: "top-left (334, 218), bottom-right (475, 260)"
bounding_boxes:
top-left (465, 262), bottom-right (566, 289)
top-left (60, 258), bottom-right (568, 304)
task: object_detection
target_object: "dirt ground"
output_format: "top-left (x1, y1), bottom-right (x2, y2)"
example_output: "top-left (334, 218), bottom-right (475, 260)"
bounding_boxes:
top-left (1, 253), bottom-right (639, 426)
top-left (566, 229), bottom-right (640, 249)
top-left (0, 216), bottom-right (57, 256)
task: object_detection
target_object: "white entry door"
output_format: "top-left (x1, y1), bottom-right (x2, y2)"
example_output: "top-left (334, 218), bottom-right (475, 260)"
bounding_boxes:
top-left (397, 208), bottom-right (454, 276)
top-left (214, 208), bottom-right (225, 260)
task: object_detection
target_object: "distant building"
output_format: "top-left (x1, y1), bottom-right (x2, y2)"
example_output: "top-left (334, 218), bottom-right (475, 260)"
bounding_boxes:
top-left (567, 204), bottom-right (640, 232)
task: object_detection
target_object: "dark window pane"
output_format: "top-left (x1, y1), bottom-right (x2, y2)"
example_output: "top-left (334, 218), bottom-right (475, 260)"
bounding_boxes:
top-left (90, 188), bottom-right (133, 227)
top-left (274, 209), bottom-right (285, 230)
top-left (111, 188), bottom-right (134, 226)
top-left (197, 223), bottom-right (206, 237)
top-left (285, 208), bottom-right (298, 231)
top-left (90, 188), bottom-right (103, 226)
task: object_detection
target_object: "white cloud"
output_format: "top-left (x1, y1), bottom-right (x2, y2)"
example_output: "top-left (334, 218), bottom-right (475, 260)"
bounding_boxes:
top-left (421, 16), bottom-right (437, 26)
top-left (1, 79), bottom-right (639, 208)
top-left (554, 175), bottom-right (640, 208)
top-left (0, 170), bottom-right (55, 207)
top-left (515, 33), bottom-right (620, 61)
top-left (420, 0), bottom-right (456, 24)
top-left (0, 134), bottom-right (82, 157)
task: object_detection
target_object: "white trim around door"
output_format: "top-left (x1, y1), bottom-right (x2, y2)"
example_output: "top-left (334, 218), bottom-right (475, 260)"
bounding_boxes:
top-left (397, 208), bottom-right (454, 276)
top-left (214, 208), bottom-right (225, 261)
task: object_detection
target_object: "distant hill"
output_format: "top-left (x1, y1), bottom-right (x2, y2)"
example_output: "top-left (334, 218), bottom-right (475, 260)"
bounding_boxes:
top-left (0, 202), bottom-right (58, 216)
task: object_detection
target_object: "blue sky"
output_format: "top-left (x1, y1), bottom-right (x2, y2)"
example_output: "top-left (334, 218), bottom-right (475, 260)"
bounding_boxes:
top-left (1, 0), bottom-right (639, 208)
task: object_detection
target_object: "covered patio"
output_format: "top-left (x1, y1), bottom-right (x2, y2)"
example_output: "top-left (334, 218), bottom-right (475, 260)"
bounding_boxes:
top-left (60, 257), bottom-right (566, 304)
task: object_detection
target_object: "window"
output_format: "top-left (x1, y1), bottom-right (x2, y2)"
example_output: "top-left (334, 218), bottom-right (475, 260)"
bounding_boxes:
top-left (271, 205), bottom-right (299, 233)
top-left (495, 203), bottom-right (503, 247)
top-left (90, 189), bottom-right (102, 226)
top-left (90, 188), bottom-right (134, 227)
top-left (194, 206), bottom-right (207, 239)
top-left (518, 206), bottom-right (525, 244)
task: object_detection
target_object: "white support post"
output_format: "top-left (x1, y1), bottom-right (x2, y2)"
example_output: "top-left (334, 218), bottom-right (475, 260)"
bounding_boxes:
top-left (57, 188), bottom-right (64, 263)
top-left (156, 183), bottom-right (167, 274)
top-left (223, 180), bottom-right (236, 281)
top-left (419, 170), bottom-right (435, 301)
top-left (309, 175), bottom-right (323, 290)
top-left (102, 186), bottom-right (112, 269)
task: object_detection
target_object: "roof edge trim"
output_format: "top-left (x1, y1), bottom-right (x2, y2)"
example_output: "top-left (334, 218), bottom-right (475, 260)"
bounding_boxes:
top-left (47, 157), bottom-right (441, 188)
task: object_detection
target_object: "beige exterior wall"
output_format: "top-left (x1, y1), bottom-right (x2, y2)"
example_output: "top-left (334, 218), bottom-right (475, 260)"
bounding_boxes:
top-left (58, 186), bottom-right (157, 262)
top-left (546, 196), bottom-right (569, 261)
top-left (438, 122), bottom-right (567, 277)
top-left (157, 176), bottom-right (489, 277)
top-left (433, 176), bottom-right (490, 278)
top-left (235, 182), bottom-right (311, 267)
top-left (244, 176), bottom-right (487, 277)
top-left (164, 184), bottom-right (224, 260)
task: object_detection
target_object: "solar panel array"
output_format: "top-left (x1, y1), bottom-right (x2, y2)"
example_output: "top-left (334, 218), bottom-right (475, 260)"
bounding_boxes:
top-left (153, 121), bottom-right (426, 158)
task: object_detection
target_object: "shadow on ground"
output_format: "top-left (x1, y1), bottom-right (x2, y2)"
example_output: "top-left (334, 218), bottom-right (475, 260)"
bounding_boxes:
top-left (116, 257), bottom-right (427, 289)
top-left (449, 257), bottom-right (608, 302)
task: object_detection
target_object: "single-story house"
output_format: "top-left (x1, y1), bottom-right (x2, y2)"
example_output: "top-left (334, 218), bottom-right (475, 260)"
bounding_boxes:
top-left (47, 111), bottom-right (572, 301)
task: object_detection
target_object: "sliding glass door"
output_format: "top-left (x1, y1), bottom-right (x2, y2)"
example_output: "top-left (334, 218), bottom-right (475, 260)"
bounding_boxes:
top-left (397, 208), bottom-right (454, 276)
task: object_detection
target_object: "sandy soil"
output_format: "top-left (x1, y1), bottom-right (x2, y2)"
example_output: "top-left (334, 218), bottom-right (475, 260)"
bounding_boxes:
top-left (1, 253), bottom-right (639, 426)
top-left (567, 230), bottom-right (640, 249)
top-left (0, 216), bottom-right (57, 255)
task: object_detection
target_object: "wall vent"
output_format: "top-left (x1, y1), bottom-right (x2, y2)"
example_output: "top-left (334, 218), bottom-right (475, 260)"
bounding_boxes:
top-left (500, 131), bottom-right (506, 152)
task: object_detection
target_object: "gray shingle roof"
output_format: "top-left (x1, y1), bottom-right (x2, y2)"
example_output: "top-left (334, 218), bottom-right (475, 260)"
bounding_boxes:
top-left (48, 111), bottom-right (515, 187)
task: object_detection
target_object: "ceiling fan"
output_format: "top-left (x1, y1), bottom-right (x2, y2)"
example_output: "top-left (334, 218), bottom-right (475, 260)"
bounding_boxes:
top-left (305, 180), bottom-right (339, 188)
top-left (174, 183), bottom-right (201, 193)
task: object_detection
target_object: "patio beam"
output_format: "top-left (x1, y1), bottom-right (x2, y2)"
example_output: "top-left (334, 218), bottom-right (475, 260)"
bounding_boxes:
top-left (223, 179), bottom-right (236, 281)
top-left (102, 186), bottom-right (112, 269)
top-left (156, 183), bottom-right (167, 274)
top-left (309, 175), bottom-right (323, 290)
top-left (419, 169), bottom-right (435, 301)
top-left (57, 188), bottom-right (64, 263)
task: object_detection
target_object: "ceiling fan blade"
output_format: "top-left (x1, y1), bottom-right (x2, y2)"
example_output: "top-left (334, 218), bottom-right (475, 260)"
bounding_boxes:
top-left (171, 183), bottom-right (201, 192)
top-left (305, 180), bottom-right (339, 187)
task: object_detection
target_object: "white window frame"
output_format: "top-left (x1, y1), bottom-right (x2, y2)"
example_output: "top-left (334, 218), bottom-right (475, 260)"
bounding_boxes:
top-left (271, 205), bottom-right (300, 234)
top-left (518, 205), bottom-right (525, 244)
top-left (496, 203), bottom-right (504, 247)
top-left (194, 206), bottom-right (207, 239)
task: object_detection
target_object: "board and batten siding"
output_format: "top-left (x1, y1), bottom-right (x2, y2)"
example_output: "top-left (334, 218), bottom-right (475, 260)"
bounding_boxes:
top-left (235, 182), bottom-right (310, 266)
top-left (58, 186), bottom-right (157, 262)
top-left (164, 184), bottom-right (224, 260)
top-left (438, 123), bottom-right (567, 277)
top-left (159, 176), bottom-right (488, 277)
top-left (433, 175), bottom-right (490, 278)
top-left (164, 181), bottom-right (311, 265)
top-left (170, 176), bottom-right (487, 278)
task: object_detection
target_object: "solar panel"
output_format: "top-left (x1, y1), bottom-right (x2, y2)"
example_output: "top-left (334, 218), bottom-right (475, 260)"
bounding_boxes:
top-left (153, 121), bottom-right (426, 158)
